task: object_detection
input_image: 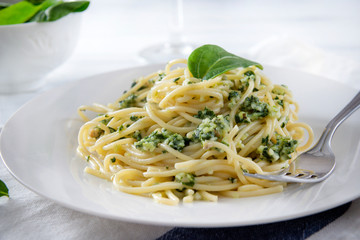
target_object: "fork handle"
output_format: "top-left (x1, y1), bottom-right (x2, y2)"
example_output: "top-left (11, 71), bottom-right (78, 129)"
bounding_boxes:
top-left (313, 91), bottom-right (360, 152)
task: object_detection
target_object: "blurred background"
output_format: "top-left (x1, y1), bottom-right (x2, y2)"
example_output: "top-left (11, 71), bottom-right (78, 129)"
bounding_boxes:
top-left (51, 0), bottom-right (360, 79)
top-left (72, 1), bottom-right (359, 64)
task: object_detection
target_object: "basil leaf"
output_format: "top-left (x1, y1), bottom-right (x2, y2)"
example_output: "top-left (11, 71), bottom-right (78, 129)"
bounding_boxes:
top-left (26, 0), bottom-right (59, 22)
top-left (0, 179), bottom-right (9, 198)
top-left (39, 1), bottom-right (89, 22)
top-left (0, 1), bottom-right (41, 25)
top-left (27, 9), bottom-right (48, 22)
top-left (27, 0), bottom-right (47, 4)
top-left (188, 44), bottom-right (263, 80)
top-left (0, 0), bottom-right (57, 25)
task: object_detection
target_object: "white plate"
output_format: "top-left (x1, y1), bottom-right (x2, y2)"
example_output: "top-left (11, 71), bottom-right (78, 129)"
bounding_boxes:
top-left (1, 64), bottom-right (359, 227)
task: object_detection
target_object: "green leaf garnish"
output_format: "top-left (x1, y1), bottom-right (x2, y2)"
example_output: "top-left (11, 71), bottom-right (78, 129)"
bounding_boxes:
top-left (0, 179), bottom-right (9, 198)
top-left (188, 44), bottom-right (263, 80)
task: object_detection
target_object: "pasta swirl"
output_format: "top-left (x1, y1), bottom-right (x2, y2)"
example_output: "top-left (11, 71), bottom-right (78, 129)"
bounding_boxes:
top-left (77, 59), bottom-right (313, 205)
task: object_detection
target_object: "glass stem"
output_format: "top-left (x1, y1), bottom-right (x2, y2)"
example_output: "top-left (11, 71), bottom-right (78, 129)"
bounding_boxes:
top-left (169, 0), bottom-right (184, 45)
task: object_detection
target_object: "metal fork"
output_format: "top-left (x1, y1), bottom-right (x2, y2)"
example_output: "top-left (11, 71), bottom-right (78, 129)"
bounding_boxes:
top-left (243, 91), bottom-right (360, 183)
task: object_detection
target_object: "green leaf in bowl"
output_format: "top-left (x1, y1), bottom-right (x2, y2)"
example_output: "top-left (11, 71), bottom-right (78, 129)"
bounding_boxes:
top-left (0, 0), bottom-right (58, 25)
top-left (0, 179), bottom-right (9, 198)
top-left (188, 44), bottom-right (263, 80)
top-left (38, 1), bottom-right (90, 22)
top-left (0, 0), bottom-right (89, 25)
top-left (0, 1), bottom-right (41, 25)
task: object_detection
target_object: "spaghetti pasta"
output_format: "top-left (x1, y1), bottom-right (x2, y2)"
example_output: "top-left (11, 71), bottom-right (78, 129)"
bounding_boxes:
top-left (77, 58), bottom-right (313, 205)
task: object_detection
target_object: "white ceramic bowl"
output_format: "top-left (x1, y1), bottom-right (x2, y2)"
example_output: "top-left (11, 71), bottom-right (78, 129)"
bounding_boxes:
top-left (0, 13), bottom-right (82, 93)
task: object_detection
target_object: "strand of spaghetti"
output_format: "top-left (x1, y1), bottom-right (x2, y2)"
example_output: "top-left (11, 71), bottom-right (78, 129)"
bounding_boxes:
top-left (175, 159), bottom-right (227, 170)
top-left (238, 184), bottom-right (264, 191)
top-left (254, 71), bottom-right (262, 89)
top-left (177, 111), bottom-right (202, 125)
top-left (165, 59), bottom-right (187, 73)
top-left (194, 165), bottom-right (236, 176)
top-left (229, 78), bottom-right (255, 127)
top-left (192, 182), bottom-right (240, 191)
top-left (167, 117), bottom-right (188, 127)
top-left (221, 185), bottom-right (283, 198)
top-left (174, 100), bottom-right (222, 112)
top-left (115, 72), bottom-right (158, 103)
top-left (232, 159), bottom-right (249, 185)
top-left (152, 191), bottom-right (180, 206)
top-left (84, 167), bottom-right (112, 180)
top-left (78, 122), bottom-right (97, 146)
top-left (201, 150), bottom-right (226, 159)
top-left (78, 104), bottom-right (111, 113)
top-left (90, 118), bottom-right (154, 151)
top-left (158, 76), bottom-right (222, 108)
top-left (127, 153), bottom-right (174, 164)
top-left (162, 68), bottom-right (185, 81)
top-left (146, 103), bottom-right (195, 133)
top-left (125, 151), bottom-right (170, 166)
top-left (105, 107), bottom-right (147, 118)
top-left (146, 124), bottom-right (161, 135)
top-left (287, 122), bottom-right (314, 151)
top-left (195, 176), bottom-right (227, 183)
top-left (141, 177), bottom-right (162, 187)
top-left (199, 191), bottom-right (218, 202)
top-left (183, 190), bottom-right (195, 203)
top-left (159, 143), bottom-right (194, 161)
top-left (165, 105), bottom-right (201, 114)
top-left (239, 127), bottom-right (266, 156)
top-left (203, 141), bottom-right (264, 173)
top-left (183, 145), bottom-right (207, 159)
top-left (246, 177), bottom-right (286, 188)
top-left (233, 121), bottom-right (261, 143)
top-left (77, 146), bottom-right (101, 170)
top-left (179, 89), bottom-right (224, 101)
top-left (103, 155), bottom-right (124, 173)
top-left (114, 180), bottom-right (183, 194)
top-left (111, 153), bottom-right (150, 171)
top-left (144, 169), bottom-right (181, 178)
top-left (103, 138), bottom-right (135, 151)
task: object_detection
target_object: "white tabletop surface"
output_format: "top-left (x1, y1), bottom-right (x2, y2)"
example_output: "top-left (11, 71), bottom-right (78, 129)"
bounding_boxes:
top-left (1, 0), bottom-right (359, 239)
